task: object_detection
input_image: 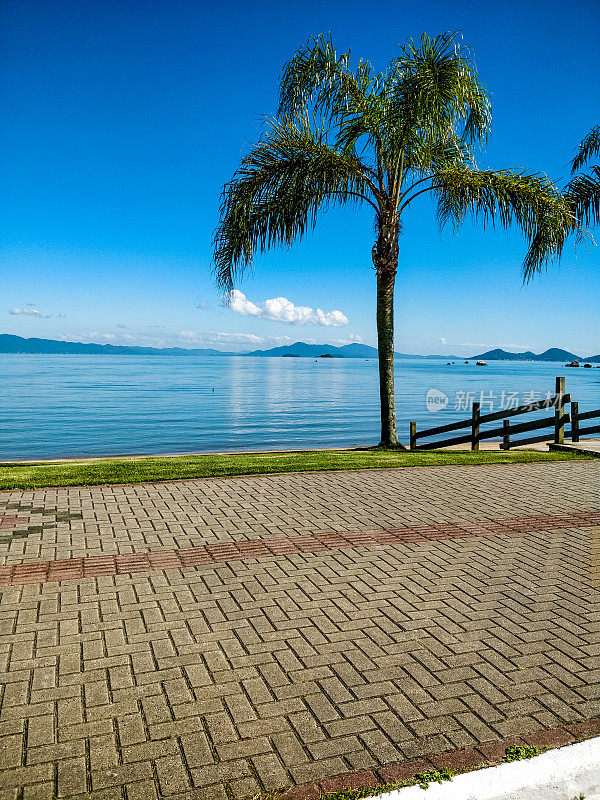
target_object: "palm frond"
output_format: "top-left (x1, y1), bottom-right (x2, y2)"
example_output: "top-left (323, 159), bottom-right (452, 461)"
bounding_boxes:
top-left (213, 116), bottom-right (373, 291)
top-left (435, 168), bottom-right (576, 279)
top-left (278, 33), bottom-right (374, 120)
top-left (566, 127), bottom-right (599, 228)
top-left (570, 125), bottom-right (600, 173)
top-left (277, 33), bottom-right (387, 173)
top-left (404, 133), bottom-right (476, 177)
top-left (386, 32), bottom-right (491, 149)
top-left (565, 165), bottom-right (600, 226)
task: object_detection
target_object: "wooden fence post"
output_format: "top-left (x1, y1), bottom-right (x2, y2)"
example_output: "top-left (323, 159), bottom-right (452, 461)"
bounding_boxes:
top-left (471, 402), bottom-right (480, 451)
top-left (410, 422), bottom-right (417, 451)
top-left (571, 401), bottom-right (579, 442)
top-left (503, 419), bottom-right (510, 450)
top-left (554, 377), bottom-right (565, 444)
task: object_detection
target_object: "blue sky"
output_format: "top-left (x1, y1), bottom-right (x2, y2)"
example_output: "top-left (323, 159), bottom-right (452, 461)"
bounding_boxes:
top-left (1, 0), bottom-right (599, 357)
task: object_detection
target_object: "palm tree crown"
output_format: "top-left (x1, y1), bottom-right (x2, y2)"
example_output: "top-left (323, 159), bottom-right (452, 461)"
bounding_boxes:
top-left (213, 32), bottom-right (575, 445)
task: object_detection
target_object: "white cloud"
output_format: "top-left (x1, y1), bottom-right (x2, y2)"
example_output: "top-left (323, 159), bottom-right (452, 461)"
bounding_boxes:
top-left (335, 334), bottom-right (364, 345)
top-left (10, 306), bottom-right (42, 317)
top-left (228, 291), bottom-right (262, 317)
top-left (54, 329), bottom-right (294, 353)
top-left (214, 332), bottom-right (264, 344)
top-left (179, 329), bottom-right (264, 345)
top-left (443, 341), bottom-right (488, 349)
top-left (9, 303), bottom-right (64, 319)
top-left (85, 332), bottom-right (120, 341)
top-left (266, 335), bottom-right (292, 345)
top-left (227, 290), bottom-right (349, 327)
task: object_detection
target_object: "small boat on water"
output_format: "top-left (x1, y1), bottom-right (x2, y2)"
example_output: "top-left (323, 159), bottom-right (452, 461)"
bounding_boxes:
top-left (476, 360), bottom-right (487, 366)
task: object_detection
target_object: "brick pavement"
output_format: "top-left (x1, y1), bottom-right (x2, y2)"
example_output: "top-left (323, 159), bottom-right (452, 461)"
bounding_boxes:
top-left (0, 460), bottom-right (599, 799)
top-left (1, 462), bottom-right (596, 565)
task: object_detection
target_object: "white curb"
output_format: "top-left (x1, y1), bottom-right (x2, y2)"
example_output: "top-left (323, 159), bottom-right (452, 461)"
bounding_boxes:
top-left (373, 738), bottom-right (600, 800)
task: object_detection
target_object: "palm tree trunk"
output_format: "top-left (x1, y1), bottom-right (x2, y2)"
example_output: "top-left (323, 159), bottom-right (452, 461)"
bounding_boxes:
top-left (374, 214), bottom-right (400, 446)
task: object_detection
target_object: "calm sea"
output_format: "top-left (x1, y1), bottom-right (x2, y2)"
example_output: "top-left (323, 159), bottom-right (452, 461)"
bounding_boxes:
top-left (2, 354), bottom-right (599, 460)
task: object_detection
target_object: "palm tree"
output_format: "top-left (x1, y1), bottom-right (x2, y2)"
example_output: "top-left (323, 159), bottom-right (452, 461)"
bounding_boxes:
top-left (566, 125), bottom-right (599, 227)
top-left (213, 32), bottom-right (574, 446)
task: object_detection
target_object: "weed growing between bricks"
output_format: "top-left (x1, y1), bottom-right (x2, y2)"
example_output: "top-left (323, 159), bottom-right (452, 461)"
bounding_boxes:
top-left (255, 765), bottom-right (457, 799)
top-left (255, 742), bottom-right (587, 800)
top-left (503, 744), bottom-right (541, 762)
top-left (256, 779), bottom-right (427, 800)
top-left (413, 769), bottom-right (453, 790)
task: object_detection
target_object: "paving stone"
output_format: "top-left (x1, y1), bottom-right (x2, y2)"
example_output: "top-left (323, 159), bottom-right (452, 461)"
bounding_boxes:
top-left (57, 755), bottom-right (88, 797)
top-left (429, 746), bottom-right (488, 772)
top-left (319, 769), bottom-right (379, 793)
top-left (377, 757), bottom-right (432, 782)
top-left (523, 727), bottom-right (575, 749)
top-left (251, 752), bottom-right (290, 789)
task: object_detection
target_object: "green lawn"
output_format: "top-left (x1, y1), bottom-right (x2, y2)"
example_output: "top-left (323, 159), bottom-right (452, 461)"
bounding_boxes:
top-left (0, 448), bottom-right (588, 490)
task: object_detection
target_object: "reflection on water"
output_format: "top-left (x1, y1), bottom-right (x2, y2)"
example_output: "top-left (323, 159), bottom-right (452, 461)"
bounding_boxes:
top-left (1, 354), bottom-right (599, 459)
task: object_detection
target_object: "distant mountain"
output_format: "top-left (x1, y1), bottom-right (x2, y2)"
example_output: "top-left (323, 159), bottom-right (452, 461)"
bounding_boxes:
top-left (469, 348), bottom-right (538, 361)
top-left (246, 342), bottom-right (462, 358)
top-left (536, 348), bottom-right (582, 361)
top-left (470, 347), bottom-right (583, 362)
top-left (246, 342), bottom-right (379, 358)
top-left (2, 334), bottom-right (596, 362)
top-left (0, 334), bottom-right (454, 358)
top-left (0, 334), bottom-right (227, 356)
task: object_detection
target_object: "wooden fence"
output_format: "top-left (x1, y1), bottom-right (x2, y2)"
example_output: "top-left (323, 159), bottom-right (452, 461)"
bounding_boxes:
top-left (410, 377), bottom-right (600, 451)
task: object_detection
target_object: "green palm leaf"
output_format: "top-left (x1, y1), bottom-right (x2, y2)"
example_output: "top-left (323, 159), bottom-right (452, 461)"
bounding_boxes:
top-left (435, 168), bottom-right (575, 278)
top-left (566, 126), bottom-right (599, 227)
top-left (566, 166), bottom-right (600, 227)
top-left (570, 125), bottom-right (600, 173)
top-left (386, 33), bottom-right (491, 149)
top-left (213, 116), bottom-right (375, 291)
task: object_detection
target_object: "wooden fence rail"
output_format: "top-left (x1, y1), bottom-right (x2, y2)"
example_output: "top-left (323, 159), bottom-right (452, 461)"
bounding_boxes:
top-left (499, 413), bottom-right (571, 450)
top-left (569, 401), bottom-right (600, 442)
top-left (408, 377), bottom-right (594, 451)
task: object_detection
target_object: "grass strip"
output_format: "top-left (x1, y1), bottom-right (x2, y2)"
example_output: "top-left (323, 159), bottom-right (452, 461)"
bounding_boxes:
top-left (0, 448), bottom-right (589, 490)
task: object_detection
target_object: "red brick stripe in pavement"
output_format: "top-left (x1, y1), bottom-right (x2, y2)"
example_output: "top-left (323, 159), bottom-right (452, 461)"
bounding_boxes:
top-left (0, 514), bottom-right (30, 528)
top-left (1, 509), bottom-right (598, 586)
top-left (280, 719), bottom-right (600, 800)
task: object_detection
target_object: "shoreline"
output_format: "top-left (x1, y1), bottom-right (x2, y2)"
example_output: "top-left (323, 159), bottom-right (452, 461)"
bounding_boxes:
top-left (1, 440), bottom-right (545, 466)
